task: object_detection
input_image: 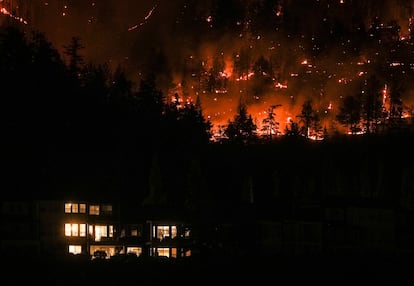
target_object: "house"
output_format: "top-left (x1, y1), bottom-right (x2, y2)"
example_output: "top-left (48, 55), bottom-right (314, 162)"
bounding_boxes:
top-left (147, 219), bottom-right (193, 258)
top-left (1, 195), bottom-right (411, 260)
top-left (1, 199), bottom-right (195, 260)
top-left (61, 200), bottom-right (122, 258)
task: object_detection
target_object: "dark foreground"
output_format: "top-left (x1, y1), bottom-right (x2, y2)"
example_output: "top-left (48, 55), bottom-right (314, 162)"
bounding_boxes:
top-left (3, 254), bottom-right (412, 285)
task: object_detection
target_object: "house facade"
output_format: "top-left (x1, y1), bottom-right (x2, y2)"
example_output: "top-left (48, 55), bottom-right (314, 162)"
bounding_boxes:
top-left (1, 199), bottom-right (194, 260)
top-left (2, 197), bottom-right (414, 259)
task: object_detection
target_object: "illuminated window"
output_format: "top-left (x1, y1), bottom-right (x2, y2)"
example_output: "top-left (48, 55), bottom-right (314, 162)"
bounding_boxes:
top-left (109, 225), bottom-right (113, 238)
top-left (79, 204), bottom-right (86, 213)
top-left (65, 224), bottom-right (71, 236)
top-left (65, 203), bottom-right (72, 213)
top-left (71, 224), bottom-right (78, 236)
top-left (171, 248), bottom-right (177, 258)
top-left (94, 225), bottom-right (108, 241)
top-left (65, 203), bottom-right (86, 214)
top-left (131, 228), bottom-right (138, 236)
top-left (89, 205), bottom-right (99, 215)
top-left (156, 248), bottom-right (170, 257)
top-left (90, 246), bottom-right (116, 258)
top-left (89, 225), bottom-right (94, 236)
top-left (68, 245), bottom-right (82, 254)
top-left (65, 223), bottom-right (85, 237)
top-left (185, 250), bottom-right (191, 257)
top-left (80, 224), bottom-right (86, 237)
top-left (184, 228), bottom-right (191, 238)
top-left (127, 247), bottom-right (142, 256)
top-left (156, 226), bottom-right (170, 240)
top-left (171, 226), bottom-right (177, 239)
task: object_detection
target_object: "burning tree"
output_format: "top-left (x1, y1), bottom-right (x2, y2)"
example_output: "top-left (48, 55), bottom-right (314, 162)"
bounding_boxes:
top-left (387, 77), bottom-right (405, 131)
top-left (361, 75), bottom-right (385, 134)
top-left (285, 118), bottom-right (301, 137)
top-left (297, 99), bottom-right (321, 139)
top-left (261, 104), bottom-right (281, 140)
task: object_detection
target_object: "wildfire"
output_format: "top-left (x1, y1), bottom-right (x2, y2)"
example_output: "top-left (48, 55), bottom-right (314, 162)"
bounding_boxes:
top-left (128, 3), bottom-right (158, 31)
top-left (0, 6), bottom-right (28, 24)
top-left (1, 0), bottom-right (412, 142)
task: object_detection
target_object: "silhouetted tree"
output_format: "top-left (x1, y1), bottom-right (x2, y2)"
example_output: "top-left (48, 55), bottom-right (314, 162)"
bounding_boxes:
top-left (261, 104), bottom-right (281, 140)
top-left (232, 47), bottom-right (250, 79)
top-left (297, 99), bottom-right (320, 138)
top-left (252, 55), bottom-right (273, 95)
top-left (0, 27), bottom-right (69, 148)
top-left (194, 95), bottom-right (213, 141)
top-left (388, 78), bottom-right (405, 131)
top-left (361, 75), bottom-right (384, 134)
top-left (336, 95), bottom-right (362, 134)
top-left (109, 65), bottom-right (133, 100)
top-left (63, 36), bottom-right (84, 78)
top-left (28, 30), bottom-right (69, 141)
top-left (0, 26), bottom-right (31, 111)
top-left (82, 62), bottom-right (111, 102)
top-left (163, 94), bottom-right (212, 149)
top-left (30, 31), bottom-right (66, 77)
top-left (137, 74), bottom-right (165, 116)
top-left (284, 118), bottom-right (301, 137)
top-left (225, 99), bottom-right (257, 144)
top-left (207, 68), bottom-right (217, 93)
top-left (105, 65), bottom-right (137, 149)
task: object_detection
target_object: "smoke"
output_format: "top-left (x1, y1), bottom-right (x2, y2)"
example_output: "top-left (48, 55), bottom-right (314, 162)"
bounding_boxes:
top-left (4, 0), bottom-right (414, 133)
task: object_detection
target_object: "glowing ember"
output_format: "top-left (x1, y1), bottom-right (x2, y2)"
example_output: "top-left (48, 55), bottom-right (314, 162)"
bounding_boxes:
top-left (0, 6), bottom-right (27, 24)
top-left (128, 3), bottom-right (158, 31)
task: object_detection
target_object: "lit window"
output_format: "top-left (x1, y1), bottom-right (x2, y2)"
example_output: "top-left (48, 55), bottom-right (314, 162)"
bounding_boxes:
top-left (89, 205), bottom-right (99, 215)
top-left (72, 224), bottom-right (78, 236)
top-left (89, 225), bottom-right (94, 236)
top-left (80, 224), bottom-right (86, 237)
top-left (68, 245), bottom-right (82, 254)
top-left (156, 248), bottom-right (170, 257)
top-left (184, 229), bottom-right (191, 238)
top-left (79, 204), bottom-right (86, 213)
top-left (65, 223), bottom-right (83, 237)
top-left (65, 203), bottom-right (72, 213)
top-left (65, 223), bottom-right (71, 236)
top-left (94, 225), bottom-right (108, 241)
top-left (127, 247), bottom-right (142, 256)
top-left (65, 223), bottom-right (79, 236)
top-left (109, 225), bottom-right (113, 238)
top-left (156, 226), bottom-right (170, 239)
top-left (171, 248), bottom-right (177, 258)
top-left (131, 228), bottom-right (138, 236)
top-left (65, 203), bottom-right (84, 214)
top-left (171, 226), bottom-right (177, 239)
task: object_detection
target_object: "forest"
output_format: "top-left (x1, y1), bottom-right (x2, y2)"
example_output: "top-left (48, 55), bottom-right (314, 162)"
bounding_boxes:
top-left (1, 23), bottom-right (414, 215)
